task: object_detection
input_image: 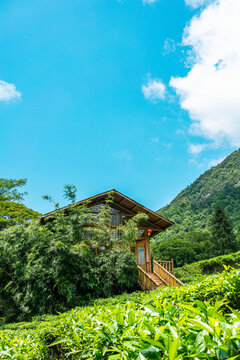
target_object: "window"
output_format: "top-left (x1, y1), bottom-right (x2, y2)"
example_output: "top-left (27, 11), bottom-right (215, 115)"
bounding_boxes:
top-left (138, 247), bottom-right (145, 264)
top-left (89, 204), bottom-right (105, 212)
top-left (110, 214), bottom-right (121, 226)
top-left (109, 207), bottom-right (121, 214)
top-left (89, 203), bottom-right (121, 214)
top-left (88, 203), bottom-right (133, 227)
top-left (110, 229), bottom-right (119, 239)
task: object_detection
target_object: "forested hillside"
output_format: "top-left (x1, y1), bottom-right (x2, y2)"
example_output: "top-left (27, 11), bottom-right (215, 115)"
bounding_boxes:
top-left (158, 148), bottom-right (240, 236)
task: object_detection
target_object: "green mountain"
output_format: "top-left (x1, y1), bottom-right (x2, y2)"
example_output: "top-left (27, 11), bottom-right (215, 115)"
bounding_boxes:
top-left (158, 148), bottom-right (240, 236)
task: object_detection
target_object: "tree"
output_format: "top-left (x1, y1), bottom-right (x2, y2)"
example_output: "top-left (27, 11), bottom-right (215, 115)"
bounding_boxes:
top-left (42, 184), bottom-right (78, 209)
top-left (63, 184), bottom-right (77, 204)
top-left (0, 178), bottom-right (41, 230)
top-left (210, 204), bottom-right (240, 256)
top-left (0, 178), bottom-right (27, 201)
top-left (151, 230), bottom-right (211, 267)
top-left (236, 223), bottom-right (240, 244)
top-left (0, 201), bottom-right (41, 230)
top-left (0, 192), bottom-right (143, 321)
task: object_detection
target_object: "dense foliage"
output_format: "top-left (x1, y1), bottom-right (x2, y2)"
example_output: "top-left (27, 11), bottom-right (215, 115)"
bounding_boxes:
top-left (151, 231), bottom-right (211, 267)
top-left (157, 149), bottom-right (240, 237)
top-left (0, 268), bottom-right (240, 359)
top-left (0, 178), bottom-right (41, 230)
top-left (175, 250), bottom-right (240, 283)
top-left (0, 200), bottom-right (145, 322)
top-left (210, 204), bottom-right (239, 256)
top-left (0, 178), bottom-right (27, 202)
top-left (0, 201), bottom-right (40, 230)
top-left (152, 204), bottom-right (240, 266)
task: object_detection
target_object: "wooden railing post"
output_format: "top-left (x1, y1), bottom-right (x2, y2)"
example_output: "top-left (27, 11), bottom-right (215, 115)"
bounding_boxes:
top-left (153, 260), bottom-right (184, 287)
top-left (138, 266), bottom-right (159, 291)
top-left (154, 259), bottom-right (175, 275)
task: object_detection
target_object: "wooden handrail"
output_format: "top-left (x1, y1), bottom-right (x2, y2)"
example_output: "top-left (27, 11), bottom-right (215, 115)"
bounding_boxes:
top-left (154, 259), bottom-right (174, 274)
top-left (138, 266), bottom-right (159, 291)
top-left (153, 260), bottom-right (184, 287)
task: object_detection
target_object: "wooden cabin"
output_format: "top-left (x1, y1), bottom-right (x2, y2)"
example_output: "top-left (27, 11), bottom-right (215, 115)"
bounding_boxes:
top-left (42, 189), bottom-right (183, 290)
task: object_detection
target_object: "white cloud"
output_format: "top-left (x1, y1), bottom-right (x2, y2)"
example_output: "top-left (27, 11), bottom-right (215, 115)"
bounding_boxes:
top-left (209, 156), bottom-right (226, 167)
top-left (163, 142), bottom-right (173, 149)
top-left (151, 137), bottom-right (159, 143)
top-left (142, 77), bottom-right (166, 102)
top-left (143, 0), bottom-right (159, 4)
top-left (188, 158), bottom-right (204, 167)
top-left (185, 0), bottom-right (211, 8)
top-left (163, 38), bottom-right (176, 55)
top-left (176, 129), bottom-right (185, 135)
top-left (170, 0), bottom-right (240, 148)
top-left (189, 143), bottom-right (207, 154)
top-left (0, 80), bottom-right (21, 101)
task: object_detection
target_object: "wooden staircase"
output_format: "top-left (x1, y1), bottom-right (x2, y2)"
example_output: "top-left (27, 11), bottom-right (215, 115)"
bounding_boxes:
top-left (148, 273), bottom-right (163, 286)
top-left (138, 260), bottom-right (184, 291)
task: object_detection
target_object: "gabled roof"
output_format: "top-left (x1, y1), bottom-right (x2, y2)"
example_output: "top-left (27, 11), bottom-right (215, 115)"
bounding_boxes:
top-left (42, 189), bottom-right (174, 235)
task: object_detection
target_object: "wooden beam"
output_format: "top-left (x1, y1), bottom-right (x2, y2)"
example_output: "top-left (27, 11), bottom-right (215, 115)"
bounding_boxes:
top-left (116, 198), bottom-right (126, 206)
top-left (152, 219), bottom-right (164, 225)
top-left (112, 201), bottom-right (136, 215)
top-left (130, 204), bottom-right (139, 211)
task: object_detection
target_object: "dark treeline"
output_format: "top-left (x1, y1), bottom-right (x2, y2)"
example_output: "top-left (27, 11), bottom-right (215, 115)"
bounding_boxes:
top-left (152, 204), bottom-right (240, 267)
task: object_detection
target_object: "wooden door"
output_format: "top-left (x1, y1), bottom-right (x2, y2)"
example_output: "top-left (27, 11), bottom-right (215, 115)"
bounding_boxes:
top-left (135, 240), bottom-right (146, 271)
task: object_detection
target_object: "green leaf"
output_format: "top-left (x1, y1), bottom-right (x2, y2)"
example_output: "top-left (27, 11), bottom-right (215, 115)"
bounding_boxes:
top-left (140, 347), bottom-right (160, 360)
top-left (188, 319), bottom-right (214, 334)
top-left (137, 354), bottom-right (148, 360)
top-left (195, 301), bottom-right (207, 315)
top-left (169, 337), bottom-right (179, 360)
top-left (215, 348), bottom-right (230, 360)
top-left (49, 338), bottom-right (68, 347)
top-left (178, 304), bottom-right (202, 315)
top-left (128, 309), bottom-right (136, 326)
top-left (116, 311), bottom-right (124, 326)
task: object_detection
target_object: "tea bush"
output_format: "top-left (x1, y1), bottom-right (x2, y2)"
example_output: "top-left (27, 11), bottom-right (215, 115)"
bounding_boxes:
top-left (0, 268), bottom-right (240, 359)
top-left (175, 250), bottom-right (240, 283)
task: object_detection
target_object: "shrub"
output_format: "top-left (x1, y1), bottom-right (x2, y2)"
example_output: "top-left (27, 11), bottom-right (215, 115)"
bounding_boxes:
top-left (151, 231), bottom-right (211, 267)
top-left (97, 247), bottom-right (138, 298)
top-left (0, 202), bottom-right (141, 322)
top-left (175, 250), bottom-right (240, 283)
top-left (0, 268), bottom-right (240, 359)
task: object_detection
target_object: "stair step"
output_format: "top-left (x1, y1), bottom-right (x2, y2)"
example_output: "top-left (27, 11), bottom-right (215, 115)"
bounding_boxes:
top-left (149, 273), bottom-right (162, 286)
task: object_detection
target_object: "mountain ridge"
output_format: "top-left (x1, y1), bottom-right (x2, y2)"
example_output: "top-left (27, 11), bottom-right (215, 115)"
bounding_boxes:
top-left (157, 148), bottom-right (240, 236)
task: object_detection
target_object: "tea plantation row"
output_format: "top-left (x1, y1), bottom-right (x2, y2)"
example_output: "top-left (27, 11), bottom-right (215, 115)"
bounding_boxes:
top-left (0, 268), bottom-right (240, 359)
top-left (175, 250), bottom-right (240, 283)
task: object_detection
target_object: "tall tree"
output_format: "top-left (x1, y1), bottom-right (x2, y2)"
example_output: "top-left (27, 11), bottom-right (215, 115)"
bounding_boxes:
top-left (42, 184), bottom-right (78, 209)
top-left (210, 204), bottom-right (239, 255)
top-left (63, 184), bottom-right (77, 204)
top-left (0, 178), bottom-right (27, 201)
top-left (0, 178), bottom-right (41, 230)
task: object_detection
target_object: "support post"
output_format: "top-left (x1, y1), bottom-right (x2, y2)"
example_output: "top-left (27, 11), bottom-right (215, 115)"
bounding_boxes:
top-left (146, 231), bottom-right (151, 273)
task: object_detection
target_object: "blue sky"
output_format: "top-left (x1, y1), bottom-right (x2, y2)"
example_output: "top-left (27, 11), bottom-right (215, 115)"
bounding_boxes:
top-left (0, 0), bottom-right (238, 213)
